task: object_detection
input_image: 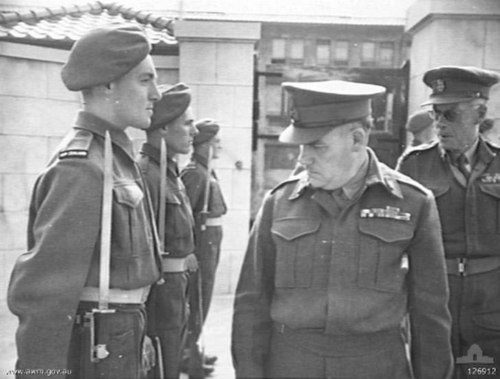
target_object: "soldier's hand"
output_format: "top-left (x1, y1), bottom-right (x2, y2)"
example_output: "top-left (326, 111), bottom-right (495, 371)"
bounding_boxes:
top-left (185, 253), bottom-right (199, 272)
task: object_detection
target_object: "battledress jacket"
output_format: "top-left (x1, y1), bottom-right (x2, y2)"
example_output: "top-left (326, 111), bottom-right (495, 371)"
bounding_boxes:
top-left (7, 111), bottom-right (161, 375)
top-left (232, 149), bottom-right (453, 379)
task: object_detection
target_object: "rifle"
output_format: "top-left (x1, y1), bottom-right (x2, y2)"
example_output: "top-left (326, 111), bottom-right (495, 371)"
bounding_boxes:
top-left (151, 138), bottom-right (168, 379)
top-left (188, 145), bottom-right (214, 379)
top-left (87, 131), bottom-right (116, 362)
top-left (200, 145), bottom-right (214, 231)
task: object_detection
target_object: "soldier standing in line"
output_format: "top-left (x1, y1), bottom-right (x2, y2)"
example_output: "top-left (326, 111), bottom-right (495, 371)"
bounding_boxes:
top-left (397, 66), bottom-right (500, 378)
top-left (406, 109), bottom-right (436, 147)
top-left (7, 24), bottom-right (162, 378)
top-left (232, 80), bottom-right (453, 379)
top-left (181, 119), bottom-right (228, 375)
top-left (137, 83), bottom-right (199, 379)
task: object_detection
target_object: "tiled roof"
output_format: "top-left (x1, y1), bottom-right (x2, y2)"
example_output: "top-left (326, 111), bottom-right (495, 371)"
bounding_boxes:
top-left (0, 1), bottom-right (177, 49)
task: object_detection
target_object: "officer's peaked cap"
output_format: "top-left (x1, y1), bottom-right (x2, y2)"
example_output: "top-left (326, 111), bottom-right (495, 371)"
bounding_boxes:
top-left (422, 66), bottom-right (500, 105)
top-left (279, 80), bottom-right (385, 144)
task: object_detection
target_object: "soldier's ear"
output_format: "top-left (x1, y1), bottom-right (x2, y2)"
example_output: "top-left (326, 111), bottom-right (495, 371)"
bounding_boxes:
top-left (351, 127), bottom-right (368, 150)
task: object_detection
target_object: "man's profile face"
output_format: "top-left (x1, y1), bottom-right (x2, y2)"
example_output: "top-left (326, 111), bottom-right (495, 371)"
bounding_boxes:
top-left (109, 55), bottom-right (160, 130)
top-left (297, 125), bottom-right (357, 190)
top-left (162, 108), bottom-right (197, 155)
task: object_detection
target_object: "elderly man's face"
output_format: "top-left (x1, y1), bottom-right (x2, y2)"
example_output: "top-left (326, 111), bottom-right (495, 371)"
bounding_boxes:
top-left (298, 124), bottom-right (361, 190)
top-left (162, 108), bottom-right (197, 155)
top-left (109, 55), bottom-right (160, 130)
top-left (431, 101), bottom-right (483, 153)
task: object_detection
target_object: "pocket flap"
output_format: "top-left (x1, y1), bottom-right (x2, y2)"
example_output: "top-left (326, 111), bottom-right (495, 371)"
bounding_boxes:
top-left (359, 218), bottom-right (413, 243)
top-left (271, 218), bottom-right (320, 241)
top-left (114, 181), bottom-right (144, 208)
top-left (479, 183), bottom-right (500, 200)
top-left (165, 190), bottom-right (182, 205)
top-left (473, 311), bottom-right (500, 331)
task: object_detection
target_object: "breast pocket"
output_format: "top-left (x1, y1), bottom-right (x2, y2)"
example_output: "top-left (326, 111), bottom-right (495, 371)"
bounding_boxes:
top-left (358, 219), bottom-right (413, 293)
top-left (165, 191), bottom-right (193, 244)
top-left (113, 180), bottom-right (148, 257)
top-left (478, 183), bottom-right (500, 234)
top-left (271, 217), bottom-right (320, 288)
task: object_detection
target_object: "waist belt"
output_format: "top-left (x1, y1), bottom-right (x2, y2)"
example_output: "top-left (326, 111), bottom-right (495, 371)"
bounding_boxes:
top-left (273, 323), bottom-right (402, 357)
top-left (446, 256), bottom-right (500, 276)
top-left (80, 286), bottom-right (150, 304)
top-left (205, 217), bottom-right (223, 226)
top-left (161, 256), bottom-right (188, 273)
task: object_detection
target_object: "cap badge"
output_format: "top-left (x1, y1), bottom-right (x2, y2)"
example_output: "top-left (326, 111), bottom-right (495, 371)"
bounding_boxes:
top-left (433, 79), bottom-right (446, 93)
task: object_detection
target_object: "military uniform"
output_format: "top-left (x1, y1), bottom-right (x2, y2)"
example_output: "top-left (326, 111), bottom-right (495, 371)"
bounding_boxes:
top-left (8, 111), bottom-right (161, 378)
top-left (233, 149), bottom-right (452, 379)
top-left (181, 151), bottom-right (227, 324)
top-left (137, 143), bottom-right (196, 379)
top-left (232, 79), bottom-right (453, 379)
top-left (398, 138), bottom-right (500, 376)
top-left (397, 65), bottom-right (500, 378)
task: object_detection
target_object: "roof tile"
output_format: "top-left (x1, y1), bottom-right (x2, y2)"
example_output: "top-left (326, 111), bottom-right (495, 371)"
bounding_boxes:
top-left (0, 1), bottom-right (177, 47)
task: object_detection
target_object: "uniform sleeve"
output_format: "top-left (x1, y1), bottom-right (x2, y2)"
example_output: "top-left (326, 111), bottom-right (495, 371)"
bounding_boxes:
top-left (231, 192), bottom-right (276, 378)
top-left (407, 191), bottom-right (454, 379)
top-left (181, 167), bottom-right (206, 214)
top-left (7, 159), bottom-right (102, 375)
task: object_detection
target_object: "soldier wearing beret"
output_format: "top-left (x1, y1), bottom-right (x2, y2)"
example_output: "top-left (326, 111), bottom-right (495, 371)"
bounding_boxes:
top-left (181, 119), bottom-right (228, 374)
top-left (232, 80), bottom-right (453, 379)
top-left (397, 66), bottom-right (500, 378)
top-left (406, 109), bottom-right (436, 147)
top-left (479, 118), bottom-right (500, 146)
top-left (136, 83), bottom-right (199, 379)
top-left (7, 24), bottom-right (162, 378)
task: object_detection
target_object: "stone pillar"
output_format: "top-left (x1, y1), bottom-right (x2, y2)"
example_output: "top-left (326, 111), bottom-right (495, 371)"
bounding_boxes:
top-left (406, 0), bottom-right (500, 117)
top-left (175, 20), bottom-right (261, 294)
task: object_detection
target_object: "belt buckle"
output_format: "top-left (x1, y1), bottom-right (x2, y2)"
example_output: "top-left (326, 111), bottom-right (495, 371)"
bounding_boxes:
top-left (458, 257), bottom-right (467, 276)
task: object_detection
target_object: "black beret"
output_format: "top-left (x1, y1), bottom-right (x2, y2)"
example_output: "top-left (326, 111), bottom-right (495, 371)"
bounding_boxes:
top-left (422, 66), bottom-right (500, 105)
top-left (61, 24), bottom-right (151, 91)
top-left (279, 80), bottom-right (385, 144)
top-left (193, 119), bottom-right (220, 146)
top-left (149, 83), bottom-right (192, 130)
top-left (406, 110), bottom-right (433, 133)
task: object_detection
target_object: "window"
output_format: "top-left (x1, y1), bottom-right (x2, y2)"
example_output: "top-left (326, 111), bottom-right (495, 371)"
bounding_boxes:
top-left (379, 42), bottom-right (394, 67)
top-left (290, 39), bottom-right (304, 61)
top-left (265, 83), bottom-right (283, 116)
top-left (361, 42), bottom-right (376, 67)
top-left (271, 39), bottom-right (286, 63)
top-left (316, 39), bottom-right (331, 65)
top-left (334, 40), bottom-right (349, 65)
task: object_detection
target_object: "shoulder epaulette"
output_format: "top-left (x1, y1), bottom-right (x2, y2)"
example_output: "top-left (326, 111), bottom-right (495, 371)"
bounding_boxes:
top-left (59, 130), bottom-right (93, 159)
top-left (400, 139), bottom-right (439, 160)
top-left (390, 169), bottom-right (431, 196)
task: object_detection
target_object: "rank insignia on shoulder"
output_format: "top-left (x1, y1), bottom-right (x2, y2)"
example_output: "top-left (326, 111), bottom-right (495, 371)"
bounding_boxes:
top-left (360, 206), bottom-right (411, 221)
top-left (480, 173), bottom-right (500, 184)
top-left (59, 150), bottom-right (88, 159)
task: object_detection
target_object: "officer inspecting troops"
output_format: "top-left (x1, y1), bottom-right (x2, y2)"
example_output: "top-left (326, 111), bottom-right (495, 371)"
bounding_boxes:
top-left (181, 119), bottom-right (228, 375)
top-left (397, 66), bottom-right (500, 378)
top-left (232, 80), bottom-right (453, 379)
top-left (137, 83), bottom-right (199, 379)
top-left (7, 24), bottom-right (162, 378)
